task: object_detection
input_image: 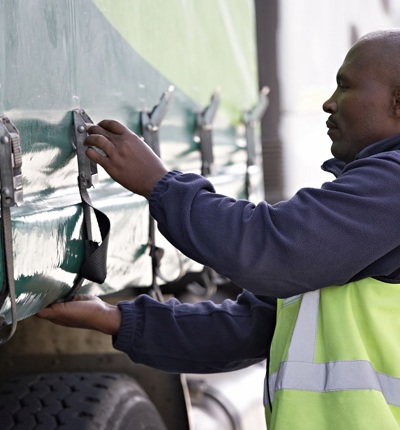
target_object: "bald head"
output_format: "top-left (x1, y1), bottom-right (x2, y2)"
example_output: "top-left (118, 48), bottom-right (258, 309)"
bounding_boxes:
top-left (358, 28), bottom-right (400, 47)
top-left (351, 29), bottom-right (400, 87)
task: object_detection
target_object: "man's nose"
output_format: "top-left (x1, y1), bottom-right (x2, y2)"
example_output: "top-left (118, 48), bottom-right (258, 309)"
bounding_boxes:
top-left (322, 94), bottom-right (337, 114)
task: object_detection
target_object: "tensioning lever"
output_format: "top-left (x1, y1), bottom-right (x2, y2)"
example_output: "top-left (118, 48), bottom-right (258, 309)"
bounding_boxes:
top-left (141, 86), bottom-right (174, 157)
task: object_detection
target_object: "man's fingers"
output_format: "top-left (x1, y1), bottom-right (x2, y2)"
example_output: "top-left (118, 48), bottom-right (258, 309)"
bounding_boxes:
top-left (86, 121), bottom-right (124, 143)
top-left (36, 302), bottom-right (66, 318)
top-left (96, 119), bottom-right (127, 135)
top-left (36, 295), bottom-right (97, 318)
top-left (72, 294), bottom-right (98, 302)
top-left (85, 134), bottom-right (114, 157)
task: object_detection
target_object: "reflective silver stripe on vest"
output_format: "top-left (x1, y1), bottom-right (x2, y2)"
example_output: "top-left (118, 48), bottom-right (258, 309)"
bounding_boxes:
top-left (269, 361), bottom-right (400, 407)
top-left (286, 290), bottom-right (319, 362)
top-left (267, 289), bottom-right (400, 406)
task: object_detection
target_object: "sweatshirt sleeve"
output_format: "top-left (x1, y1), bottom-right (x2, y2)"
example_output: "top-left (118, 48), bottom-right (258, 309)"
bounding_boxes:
top-left (149, 153), bottom-right (400, 298)
top-left (113, 290), bottom-right (276, 374)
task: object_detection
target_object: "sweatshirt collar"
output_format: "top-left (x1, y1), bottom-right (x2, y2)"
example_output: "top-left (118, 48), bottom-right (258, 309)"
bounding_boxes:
top-left (321, 133), bottom-right (400, 177)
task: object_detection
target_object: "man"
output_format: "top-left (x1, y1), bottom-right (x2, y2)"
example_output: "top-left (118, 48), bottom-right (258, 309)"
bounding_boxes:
top-left (38, 30), bottom-right (400, 429)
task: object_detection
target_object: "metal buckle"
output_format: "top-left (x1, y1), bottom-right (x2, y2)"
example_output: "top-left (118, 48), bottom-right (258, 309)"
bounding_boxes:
top-left (0, 117), bottom-right (23, 207)
top-left (72, 108), bottom-right (98, 189)
top-left (195, 91), bottom-right (220, 176)
top-left (141, 86), bottom-right (174, 157)
top-left (243, 86), bottom-right (270, 166)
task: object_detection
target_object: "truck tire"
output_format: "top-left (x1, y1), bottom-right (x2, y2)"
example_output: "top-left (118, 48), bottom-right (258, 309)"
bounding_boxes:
top-left (0, 372), bottom-right (167, 430)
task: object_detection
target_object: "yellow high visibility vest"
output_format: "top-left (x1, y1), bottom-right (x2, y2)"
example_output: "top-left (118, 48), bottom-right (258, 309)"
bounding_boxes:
top-left (265, 278), bottom-right (400, 429)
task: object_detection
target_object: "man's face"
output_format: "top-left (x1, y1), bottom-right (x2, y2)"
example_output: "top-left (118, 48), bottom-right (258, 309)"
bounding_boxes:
top-left (323, 42), bottom-right (397, 163)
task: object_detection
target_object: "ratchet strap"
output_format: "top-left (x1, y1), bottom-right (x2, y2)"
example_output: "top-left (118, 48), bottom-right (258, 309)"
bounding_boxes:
top-left (77, 184), bottom-right (110, 284)
top-left (65, 109), bottom-right (110, 300)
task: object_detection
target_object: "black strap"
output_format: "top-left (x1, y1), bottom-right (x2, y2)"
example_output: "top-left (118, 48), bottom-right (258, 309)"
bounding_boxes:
top-left (64, 182), bottom-right (110, 301)
top-left (78, 186), bottom-right (110, 283)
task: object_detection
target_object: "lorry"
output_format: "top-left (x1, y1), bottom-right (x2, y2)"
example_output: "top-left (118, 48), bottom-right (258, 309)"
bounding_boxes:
top-left (0, 1), bottom-right (271, 429)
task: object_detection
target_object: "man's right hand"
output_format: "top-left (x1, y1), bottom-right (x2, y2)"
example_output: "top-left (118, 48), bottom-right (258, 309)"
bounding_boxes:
top-left (85, 119), bottom-right (169, 199)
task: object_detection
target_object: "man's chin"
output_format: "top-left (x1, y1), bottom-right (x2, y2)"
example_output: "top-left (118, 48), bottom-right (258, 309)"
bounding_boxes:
top-left (330, 141), bottom-right (348, 162)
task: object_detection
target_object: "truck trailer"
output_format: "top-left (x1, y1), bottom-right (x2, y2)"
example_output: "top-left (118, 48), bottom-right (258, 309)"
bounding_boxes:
top-left (0, 1), bottom-right (270, 429)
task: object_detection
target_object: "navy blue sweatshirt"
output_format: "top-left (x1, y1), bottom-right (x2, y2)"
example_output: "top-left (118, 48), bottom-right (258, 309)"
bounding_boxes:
top-left (114, 134), bottom-right (400, 373)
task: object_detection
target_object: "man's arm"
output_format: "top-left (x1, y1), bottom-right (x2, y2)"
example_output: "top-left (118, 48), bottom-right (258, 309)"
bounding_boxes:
top-left (149, 158), bottom-right (400, 297)
top-left (38, 291), bottom-right (276, 374)
top-left (114, 290), bottom-right (276, 373)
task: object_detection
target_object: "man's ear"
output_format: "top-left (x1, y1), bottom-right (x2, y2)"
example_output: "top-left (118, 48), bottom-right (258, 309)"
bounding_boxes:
top-left (391, 87), bottom-right (400, 117)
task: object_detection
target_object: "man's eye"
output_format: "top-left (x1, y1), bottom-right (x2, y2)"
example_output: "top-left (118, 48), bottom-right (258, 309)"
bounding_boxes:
top-left (337, 81), bottom-right (348, 89)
